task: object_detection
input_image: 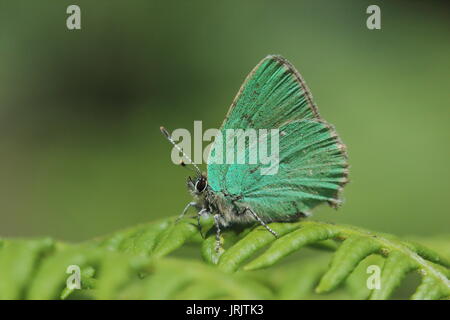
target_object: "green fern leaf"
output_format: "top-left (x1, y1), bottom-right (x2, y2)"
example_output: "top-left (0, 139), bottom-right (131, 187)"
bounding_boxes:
top-left (0, 217), bottom-right (448, 300)
top-left (316, 236), bottom-right (381, 293)
top-left (209, 220), bottom-right (450, 300)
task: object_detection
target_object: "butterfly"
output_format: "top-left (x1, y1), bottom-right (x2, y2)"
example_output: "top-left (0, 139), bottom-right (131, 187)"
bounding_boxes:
top-left (161, 55), bottom-right (349, 252)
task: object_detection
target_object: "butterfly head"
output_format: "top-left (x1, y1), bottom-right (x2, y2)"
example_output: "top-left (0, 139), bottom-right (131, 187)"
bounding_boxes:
top-left (188, 174), bottom-right (208, 195)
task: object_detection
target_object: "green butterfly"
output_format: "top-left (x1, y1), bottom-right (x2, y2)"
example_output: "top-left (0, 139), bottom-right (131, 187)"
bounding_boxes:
top-left (161, 55), bottom-right (348, 251)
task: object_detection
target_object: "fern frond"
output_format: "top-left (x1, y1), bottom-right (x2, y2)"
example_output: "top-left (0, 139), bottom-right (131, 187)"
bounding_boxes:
top-left (118, 258), bottom-right (273, 299)
top-left (203, 220), bottom-right (450, 300)
top-left (0, 217), bottom-right (448, 300)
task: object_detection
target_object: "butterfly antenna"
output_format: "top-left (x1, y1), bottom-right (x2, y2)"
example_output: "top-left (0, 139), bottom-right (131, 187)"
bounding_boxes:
top-left (179, 160), bottom-right (199, 175)
top-left (160, 126), bottom-right (202, 176)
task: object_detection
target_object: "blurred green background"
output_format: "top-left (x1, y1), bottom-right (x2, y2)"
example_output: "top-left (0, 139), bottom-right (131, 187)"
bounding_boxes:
top-left (0, 0), bottom-right (448, 242)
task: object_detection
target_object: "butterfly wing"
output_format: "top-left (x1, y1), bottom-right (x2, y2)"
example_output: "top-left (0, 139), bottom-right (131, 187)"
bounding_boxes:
top-left (208, 55), bottom-right (348, 220)
top-left (237, 119), bottom-right (348, 219)
top-left (221, 55), bottom-right (320, 130)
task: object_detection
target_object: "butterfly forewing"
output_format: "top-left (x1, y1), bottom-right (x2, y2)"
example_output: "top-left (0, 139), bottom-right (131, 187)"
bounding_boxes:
top-left (221, 55), bottom-right (320, 130)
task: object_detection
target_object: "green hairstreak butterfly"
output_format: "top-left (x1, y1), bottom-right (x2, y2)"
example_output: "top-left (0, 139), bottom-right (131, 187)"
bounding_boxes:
top-left (161, 55), bottom-right (349, 251)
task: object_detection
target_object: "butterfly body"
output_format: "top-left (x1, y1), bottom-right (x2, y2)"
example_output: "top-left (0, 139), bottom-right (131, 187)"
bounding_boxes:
top-left (162, 55), bottom-right (349, 249)
top-left (187, 174), bottom-right (254, 228)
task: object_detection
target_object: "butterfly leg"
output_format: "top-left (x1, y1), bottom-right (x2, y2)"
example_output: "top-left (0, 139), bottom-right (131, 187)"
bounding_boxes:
top-left (196, 208), bottom-right (208, 238)
top-left (176, 201), bottom-right (197, 222)
top-left (245, 207), bottom-right (279, 238)
top-left (213, 214), bottom-right (222, 253)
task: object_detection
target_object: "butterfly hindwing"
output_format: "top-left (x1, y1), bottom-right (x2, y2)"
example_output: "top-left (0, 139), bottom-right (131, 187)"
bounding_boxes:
top-left (237, 119), bottom-right (348, 220)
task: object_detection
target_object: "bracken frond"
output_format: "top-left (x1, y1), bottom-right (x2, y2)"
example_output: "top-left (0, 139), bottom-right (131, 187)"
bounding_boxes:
top-left (0, 217), bottom-right (448, 300)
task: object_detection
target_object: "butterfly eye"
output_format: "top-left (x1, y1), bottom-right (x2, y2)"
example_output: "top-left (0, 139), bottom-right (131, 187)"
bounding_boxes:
top-left (195, 178), bottom-right (207, 193)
